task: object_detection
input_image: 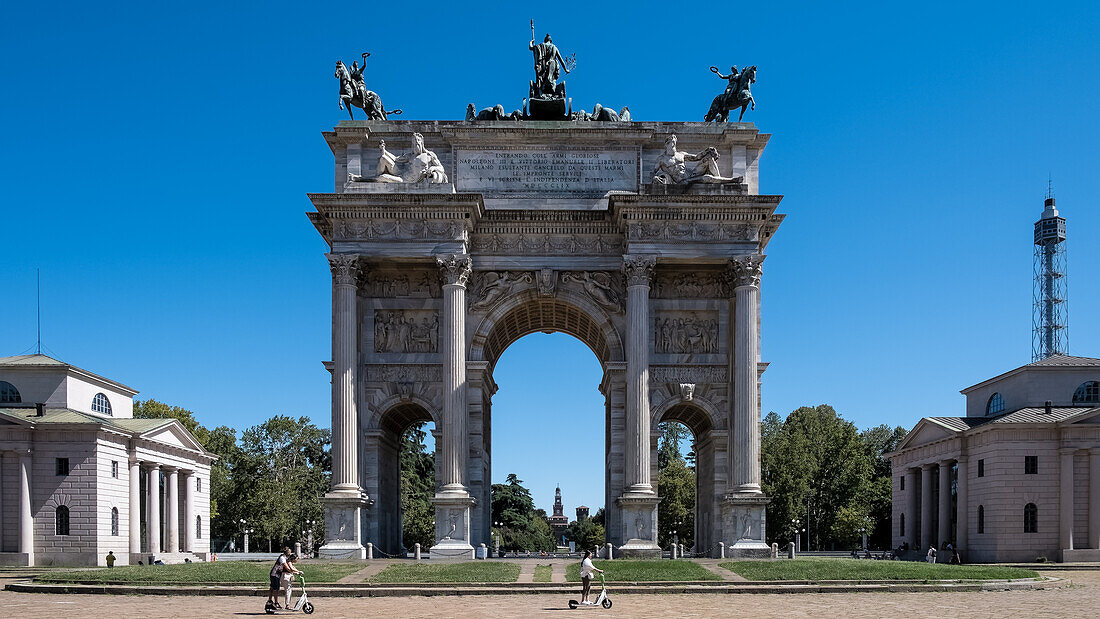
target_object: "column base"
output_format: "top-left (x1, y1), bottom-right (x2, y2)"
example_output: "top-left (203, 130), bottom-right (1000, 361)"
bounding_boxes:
top-left (615, 492), bottom-right (661, 558)
top-left (320, 491), bottom-right (370, 560)
top-left (430, 492), bottom-right (476, 560)
top-left (721, 493), bottom-right (770, 558)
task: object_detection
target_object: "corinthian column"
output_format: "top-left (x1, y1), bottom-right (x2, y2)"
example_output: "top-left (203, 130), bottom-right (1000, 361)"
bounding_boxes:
top-left (437, 254), bottom-right (472, 494)
top-left (623, 255), bottom-right (656, 494)
top-left (328, 253), bottom-right (361, 495)
top-left (730, 255), bottom-right (763, 494)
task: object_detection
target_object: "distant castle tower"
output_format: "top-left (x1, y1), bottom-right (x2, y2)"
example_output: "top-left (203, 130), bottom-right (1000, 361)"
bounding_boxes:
top-left (548, 485), bottom-right (569, 545)
top-left (1033, 181), bottom-right (1069, 361)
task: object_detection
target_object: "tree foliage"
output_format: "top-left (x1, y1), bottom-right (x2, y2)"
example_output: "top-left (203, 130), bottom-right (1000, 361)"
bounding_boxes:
top-left (491, 474), bottom-right (554, 551)
top-left (656, 421), bottom-right (695, 549)
top-left (761, 405), bottom-right (885, 550)
top-left (400, 422), bottom-right (435, 550)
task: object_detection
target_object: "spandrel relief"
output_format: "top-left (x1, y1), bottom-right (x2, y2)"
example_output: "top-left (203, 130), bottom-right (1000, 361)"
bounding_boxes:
top-left (374, 310), bottom-right (439, 353)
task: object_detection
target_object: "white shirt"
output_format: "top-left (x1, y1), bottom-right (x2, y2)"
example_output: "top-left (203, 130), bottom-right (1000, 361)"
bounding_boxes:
top-left (580, 558), bottom-right (595, 578)
top-left (271, 555), bottom-right (287, 577)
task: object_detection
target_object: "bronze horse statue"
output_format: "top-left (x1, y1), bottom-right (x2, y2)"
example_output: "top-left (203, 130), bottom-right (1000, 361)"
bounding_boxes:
top-left (335, 59), bottom-right (401, 121)
top-left (704, 65), bottom-right (756, 122)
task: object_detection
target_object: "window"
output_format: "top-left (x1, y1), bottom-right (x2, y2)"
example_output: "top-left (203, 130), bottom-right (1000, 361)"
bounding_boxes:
top-left (977, 459), bottom-right (985, 478)
top-left (111, 507), bottom-right (119, 536)
top-left (978, 505), bottom-right (985, 534)
top-left (0, 381), bottom-right (20, 403)
top-left (92, 393), bottom-right (112, 416)
top-left (1073, 381), bottom-right (1100, 404)
top-left (986, 392), bottom-right (1004, 416)
top-left (55, 506), bottom-right (70, 535)
top-left (56, 458), bottom-right (69, 476)
top-left (1024, 503), bottom-right (1038, 533)
top-left (1025, 456), bottom-right (1038, 474)
top-left (900, 513), bottom-right (905, 537)
top-left (196, 515), bottom-right (202, 539)
top-left (196, 477), bottom-right (202, 492)
top-left (111, 460), bottom-right (119, 478)
top-left (900, 476), bottom-right (905, 491)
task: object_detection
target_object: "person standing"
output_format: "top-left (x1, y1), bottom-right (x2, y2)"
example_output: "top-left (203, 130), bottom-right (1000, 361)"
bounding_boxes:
top-left (926, 545), bottom-right (937, 564)
top-left (579, 550), bottom-right (604, 606)
top-left (105, 551), bottom-right (116, 568)
top-left (267, 547), bottom-right (292, 609)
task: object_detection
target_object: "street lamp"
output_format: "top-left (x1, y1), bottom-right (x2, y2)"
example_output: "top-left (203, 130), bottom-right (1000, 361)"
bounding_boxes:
top-left (244, 528), bottom-right (254, 553)
top-left (791, 519), bottom-right (802, 553)
top-left (238, 519), bottom-right (247, 553)
top-left (857, 527), bottom-right (867, 552)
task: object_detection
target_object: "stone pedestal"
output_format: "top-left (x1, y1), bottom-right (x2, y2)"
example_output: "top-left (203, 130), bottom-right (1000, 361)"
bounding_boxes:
top-left (616, 494), bottom-right (662, 557)
top-left (721, 494), bottom-right (770, 558)
top-left (319, 493), bottom-right (369, 559)
top-left (430, 493), bottom-right (476, 560)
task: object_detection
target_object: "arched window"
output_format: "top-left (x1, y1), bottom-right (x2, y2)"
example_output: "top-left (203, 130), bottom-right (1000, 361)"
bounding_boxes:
top-left (92, 393), bottom-right (112, 416)
top-left (986, 392), bottom-right (1004, 416)
top-left (1024, 503), bottom-right (1038, 533)
top-left (111, 507), bottom-right (119, 536)
top-left (55, 506), bottom-right (70, 535)
top-left (977, 505), bottom-right (985, 534)
top-left (899, 513), bottom-right (905, 537)
top-left (0, 381), bottom-right (21, 403)
top-left (196, 515), bottom-right (202, 539)
top-left (1073, 381), bottom-right (1100, 404)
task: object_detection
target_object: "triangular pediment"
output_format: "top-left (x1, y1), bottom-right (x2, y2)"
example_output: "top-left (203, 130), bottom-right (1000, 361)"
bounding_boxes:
top-left (1067, 407), bottom-right (1100, 425)
top-left (895, 419), bottom-right (957, 451)
top-left (142, 421), bottom-right (206, 452)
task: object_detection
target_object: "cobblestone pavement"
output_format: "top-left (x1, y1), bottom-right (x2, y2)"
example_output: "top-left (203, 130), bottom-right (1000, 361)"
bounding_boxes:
top-left (0, 570), bottom-right (1096, 618)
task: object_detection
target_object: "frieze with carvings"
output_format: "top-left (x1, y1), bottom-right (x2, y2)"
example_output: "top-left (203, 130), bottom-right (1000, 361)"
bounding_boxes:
top-left (650, 365), bottom-right (728, 384)
top-left (363, 365), bottom-right (443, 383)
top-left (334, 220), bottom-right (463, 241)
top-left (470, 233), bottom-right (622, 255)
top-left (469, 271), bottom-right (534, 311)
top-left (652, 271), bottom-right (731, 299)
top-left (654, 312), bottom-right (719, 354)
top-left (361, 271), bottom-right (442, 298)
top-left (560, 271), bottom-right (625, 314)
top-left (374, 310), bottom-right (439, 353)
top-left (627, 222), bottom-right (756, 242)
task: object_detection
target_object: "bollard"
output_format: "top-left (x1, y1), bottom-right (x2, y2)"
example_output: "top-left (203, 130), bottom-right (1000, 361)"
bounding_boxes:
top-left (295, 542), bottom-right (302, 557)
top-left (605, 543), bottom-right (614, 560)
top-left (478, 543), bottom-right (487, 560)
top-left (680, 543), bottom-right (686, 558)
top-left (367, 542), bottom-right (373, 560)
top-left (788, 541), bottom-right (795, 559)
top-left (719, 542), bottom-right (725, 559)
top-left (414, 543), bottom-right (421, 561)
top-left (771, 542), bottom-right (778, 559)
top-left (670, 543), bottom-right (677, 560)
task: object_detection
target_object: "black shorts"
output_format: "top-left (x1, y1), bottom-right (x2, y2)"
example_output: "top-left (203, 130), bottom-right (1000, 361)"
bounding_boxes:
top-left (270, 575), bottom-right (280, 590)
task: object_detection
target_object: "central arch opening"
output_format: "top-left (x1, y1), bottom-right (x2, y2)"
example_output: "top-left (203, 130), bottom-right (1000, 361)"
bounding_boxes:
top-left (470, 295), bottom-right (624, 553)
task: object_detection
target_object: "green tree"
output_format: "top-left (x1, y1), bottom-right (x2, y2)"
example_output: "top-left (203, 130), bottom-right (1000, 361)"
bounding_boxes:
top-left (490, 474), bottom-right (554, 551)
top-left (860, 424), bottom-right (907, 548)
top-left (567, 518), bottom-right (605, 551)
top-left (761, 405), bottom-right (875, 551)
top-left (400, 422), bottom-right (435, 550)
top-left (656, 421), bottom-right (695, 549)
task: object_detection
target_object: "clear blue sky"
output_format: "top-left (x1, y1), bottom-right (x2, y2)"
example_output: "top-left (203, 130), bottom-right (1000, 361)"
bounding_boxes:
top-left (2, 1), bottom-right (1098, 516)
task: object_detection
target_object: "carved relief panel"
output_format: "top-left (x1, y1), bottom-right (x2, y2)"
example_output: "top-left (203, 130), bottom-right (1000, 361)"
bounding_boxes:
top-left (361, 270), bottom-right (441, 298)
top-left (652, 271), bottom-right (731, 299)
top-left (374, 310), bottom-right (439, 353)
top-left (653, 312), bottom-right (719, 354)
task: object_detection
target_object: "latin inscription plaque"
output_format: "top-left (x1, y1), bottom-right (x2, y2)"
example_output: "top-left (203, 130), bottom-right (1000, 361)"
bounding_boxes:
top-left (454, 147), bottom-right (639, 194)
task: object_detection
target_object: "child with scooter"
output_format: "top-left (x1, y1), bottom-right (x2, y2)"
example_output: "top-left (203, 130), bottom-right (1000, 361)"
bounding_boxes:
top-left (280, 554), bottom-right (303, 609)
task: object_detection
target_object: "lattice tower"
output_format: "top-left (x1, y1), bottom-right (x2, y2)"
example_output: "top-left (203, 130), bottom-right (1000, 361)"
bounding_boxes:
top-left (1032, 183), bottom-right (1068, 361)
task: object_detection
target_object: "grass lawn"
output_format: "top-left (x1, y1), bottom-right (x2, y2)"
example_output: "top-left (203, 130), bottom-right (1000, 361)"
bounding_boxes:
top-left (565, 560), bottom-right (720, 582)
top-left (533, 564), bottom-right (552, 583)
top-left (369, 562), bottom-right (520, 583)
top-left (721, 559), bottom-right (1040, 582)
top-left (36, 561), bottom-right (364, 584)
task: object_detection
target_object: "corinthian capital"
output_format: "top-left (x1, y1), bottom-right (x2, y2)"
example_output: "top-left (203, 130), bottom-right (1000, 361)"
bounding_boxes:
top-left (729, 255), bottom-right (764, 288)
top-left (327, 253), bottom-right (361, 286)
top-left (622, 255), bottom-right (656, 287)
top-left (436, 254), bottom-right (472, 287)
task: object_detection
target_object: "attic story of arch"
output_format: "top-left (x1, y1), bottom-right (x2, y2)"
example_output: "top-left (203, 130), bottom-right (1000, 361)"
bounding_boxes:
top-left (310, 28), bottom-right (785, 559)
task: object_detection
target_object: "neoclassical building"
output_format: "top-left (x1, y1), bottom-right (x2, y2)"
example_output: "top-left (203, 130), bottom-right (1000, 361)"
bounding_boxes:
top-left (0, 354), bottom-right (215, 566)
top-left (890, 354), bottom-right (1100, 562)
top-left (308, 120), bottom-right (785, 558)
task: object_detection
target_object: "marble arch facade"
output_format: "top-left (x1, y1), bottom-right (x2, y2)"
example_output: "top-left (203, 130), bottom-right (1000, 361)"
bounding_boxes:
top-left (308, 120), bottom-right (785, 558)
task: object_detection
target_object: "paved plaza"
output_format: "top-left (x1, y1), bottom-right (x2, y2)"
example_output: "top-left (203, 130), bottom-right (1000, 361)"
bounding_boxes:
top-left (0, 569), bottom-right (1096, 618)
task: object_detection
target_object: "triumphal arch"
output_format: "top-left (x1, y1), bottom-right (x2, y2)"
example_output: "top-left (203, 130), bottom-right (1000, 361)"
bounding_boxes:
top-left (310, 42), bottom-right (783, 559)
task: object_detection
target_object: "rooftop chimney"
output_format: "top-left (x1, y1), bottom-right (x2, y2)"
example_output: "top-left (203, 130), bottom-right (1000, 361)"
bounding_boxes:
top-left (1044, 401), bottom-right (1052, 415)
top-left (35, 402), bottom-right (45, 417)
